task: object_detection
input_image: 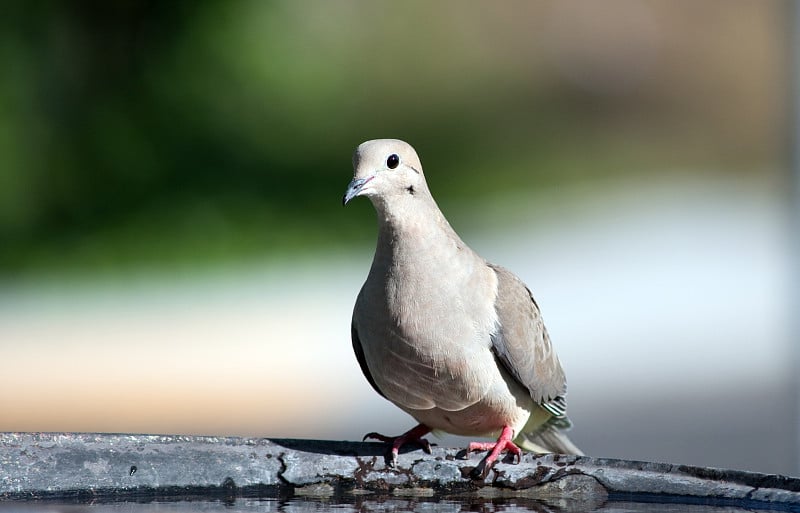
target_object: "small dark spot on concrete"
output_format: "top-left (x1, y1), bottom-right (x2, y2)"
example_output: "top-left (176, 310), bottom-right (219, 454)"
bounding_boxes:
top-left (221, 477), bottom-right (236, 494)
top-left (128, 465), bottom-right (137, 476)
top-left (460, 466), bottom-right (477, 479)
top-left (469, 460), bottom-right (490, 480)
top-left (511, 475), bottom-right (544, 490)
top-left (531, 465), bottom-right (550, 483)
top-left (501, 452), bottom-right (518, 465)
top-left (406, 185), bottom-right (415, 195)
top-left (551, 467), bottom-right (578, 481)
top-left (220, 477), bottom-right (237, 504)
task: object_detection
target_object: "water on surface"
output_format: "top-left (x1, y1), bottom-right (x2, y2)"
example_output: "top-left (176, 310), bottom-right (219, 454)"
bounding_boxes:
top-left (0, 498), bottom-right (784, 513)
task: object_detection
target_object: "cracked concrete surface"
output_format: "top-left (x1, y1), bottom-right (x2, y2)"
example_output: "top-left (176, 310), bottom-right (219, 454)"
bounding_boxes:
top-left (0, 433), bottom-right (798, 511)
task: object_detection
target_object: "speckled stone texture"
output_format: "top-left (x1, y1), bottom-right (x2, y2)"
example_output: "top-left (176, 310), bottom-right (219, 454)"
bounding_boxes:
top-left (1, 433), bottom-right (798, 511)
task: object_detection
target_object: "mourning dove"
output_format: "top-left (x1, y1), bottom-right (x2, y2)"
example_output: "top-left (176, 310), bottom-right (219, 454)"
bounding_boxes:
top-left (343, 139), bottom-right (582, 474)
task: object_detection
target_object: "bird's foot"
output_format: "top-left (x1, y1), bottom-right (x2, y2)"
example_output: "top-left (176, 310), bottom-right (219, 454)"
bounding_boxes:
top-left (467, 425), bottom-right (522, 478)
top-left (363, 423), bottom-right (432, 467)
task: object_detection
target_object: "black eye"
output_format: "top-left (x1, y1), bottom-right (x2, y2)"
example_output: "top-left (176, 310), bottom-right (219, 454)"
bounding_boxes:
top-left (386, 154), bottom-right (400, 169)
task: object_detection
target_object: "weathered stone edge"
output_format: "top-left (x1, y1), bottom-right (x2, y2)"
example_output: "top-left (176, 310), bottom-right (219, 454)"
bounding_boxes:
top-left (0, 433), bottom-right (797, 509)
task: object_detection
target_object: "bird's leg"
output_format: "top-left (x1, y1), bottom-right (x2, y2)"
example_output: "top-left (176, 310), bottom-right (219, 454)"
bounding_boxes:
top-left (467, 425), bottom-right (522, 474)
top-left (363, 423), bottom-right (432, 467)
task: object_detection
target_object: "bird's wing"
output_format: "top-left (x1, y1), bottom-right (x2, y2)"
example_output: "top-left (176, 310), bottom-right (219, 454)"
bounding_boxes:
top-left (488, 263), bottom-right (568, 417)
top-left (351, 320), bottom-right (387, 400)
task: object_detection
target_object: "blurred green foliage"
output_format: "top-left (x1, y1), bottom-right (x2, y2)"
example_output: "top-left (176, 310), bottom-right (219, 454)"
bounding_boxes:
top-left (0, 1), bottom-right (788, 278)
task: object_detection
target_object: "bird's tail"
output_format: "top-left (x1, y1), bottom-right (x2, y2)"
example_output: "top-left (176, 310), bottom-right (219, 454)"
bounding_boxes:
top-left (516, 417), bottom-right (584, 456)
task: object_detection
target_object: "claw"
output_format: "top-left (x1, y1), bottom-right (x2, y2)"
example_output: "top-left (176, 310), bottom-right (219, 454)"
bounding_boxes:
top-left (361, 424), bottom-right (432, 467)
top-left (420, 438), bottom-right (433, 454)
top-left (363, 432), bottom-right (393, 443)
top-left (466, 425), bottom-right (522, 474)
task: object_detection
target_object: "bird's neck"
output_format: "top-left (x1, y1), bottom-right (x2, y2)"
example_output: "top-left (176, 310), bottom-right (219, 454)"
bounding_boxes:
top-left (370, 194), bottom-right (469, 272)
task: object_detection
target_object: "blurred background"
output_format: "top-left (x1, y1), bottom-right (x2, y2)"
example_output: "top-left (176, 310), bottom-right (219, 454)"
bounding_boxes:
top-left (0, 1), bottom-right (796, 475)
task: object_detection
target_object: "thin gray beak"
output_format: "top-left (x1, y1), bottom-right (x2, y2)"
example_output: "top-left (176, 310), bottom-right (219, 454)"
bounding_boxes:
top-left (342, 176), bottom-right (373, 206)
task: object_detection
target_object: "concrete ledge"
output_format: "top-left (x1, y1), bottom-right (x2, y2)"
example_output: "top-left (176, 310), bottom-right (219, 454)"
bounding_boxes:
top-left (1, 433), bottom-right (798, 511)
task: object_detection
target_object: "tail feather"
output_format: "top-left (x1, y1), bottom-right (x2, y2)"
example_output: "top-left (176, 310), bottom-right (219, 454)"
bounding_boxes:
top-left (516, 418), bottom-right (584, 456)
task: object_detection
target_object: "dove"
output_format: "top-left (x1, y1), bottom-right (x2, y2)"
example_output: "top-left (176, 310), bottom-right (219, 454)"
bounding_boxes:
top-left (342, 139), bottom-right (582, 474)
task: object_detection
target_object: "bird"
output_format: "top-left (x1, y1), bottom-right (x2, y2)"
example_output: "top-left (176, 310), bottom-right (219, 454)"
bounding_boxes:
top-left (342, 139), bottom-right (582, 475)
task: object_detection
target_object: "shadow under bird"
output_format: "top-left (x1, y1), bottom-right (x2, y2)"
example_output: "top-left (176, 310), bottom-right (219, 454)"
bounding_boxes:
top-left (342, 139), bottom-right (582, 476)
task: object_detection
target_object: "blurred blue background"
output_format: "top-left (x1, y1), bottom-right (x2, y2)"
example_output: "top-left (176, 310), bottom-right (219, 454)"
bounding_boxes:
top-left (0, 1), bottom-right (796, 475)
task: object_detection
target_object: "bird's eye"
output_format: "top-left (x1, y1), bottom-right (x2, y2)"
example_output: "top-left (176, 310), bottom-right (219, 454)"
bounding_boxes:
top-left (386, 154), bottom-right (400, 169)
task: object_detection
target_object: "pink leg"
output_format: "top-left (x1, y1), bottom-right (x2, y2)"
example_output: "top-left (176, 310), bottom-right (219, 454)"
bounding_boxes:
top-left (468, 425), bottom-right (522, 469)
top-left (363, 423), bottom-right (432, 467)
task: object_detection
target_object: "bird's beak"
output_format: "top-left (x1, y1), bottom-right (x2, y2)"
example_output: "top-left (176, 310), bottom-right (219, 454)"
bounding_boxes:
top-left (342, 176), bottom-right (373, 206)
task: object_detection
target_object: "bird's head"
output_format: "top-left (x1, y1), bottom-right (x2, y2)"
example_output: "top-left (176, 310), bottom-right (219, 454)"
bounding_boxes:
top-left (342, 139), bottom-right (426, 207)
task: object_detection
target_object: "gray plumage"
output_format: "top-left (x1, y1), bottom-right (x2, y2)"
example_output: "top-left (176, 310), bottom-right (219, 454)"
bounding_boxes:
top-left (343, 139), bottom-right (581, 457)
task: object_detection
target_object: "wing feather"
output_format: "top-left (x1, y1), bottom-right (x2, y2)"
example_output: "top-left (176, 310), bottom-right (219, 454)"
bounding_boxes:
top-left (351, 321), bottom-right (387, 400)
top-left (488, 263), bottom-right (568, 417)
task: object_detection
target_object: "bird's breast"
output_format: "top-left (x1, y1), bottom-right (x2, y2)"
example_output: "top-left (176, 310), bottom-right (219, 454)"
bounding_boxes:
top-left (355, 253), bottom-right (501, 412)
